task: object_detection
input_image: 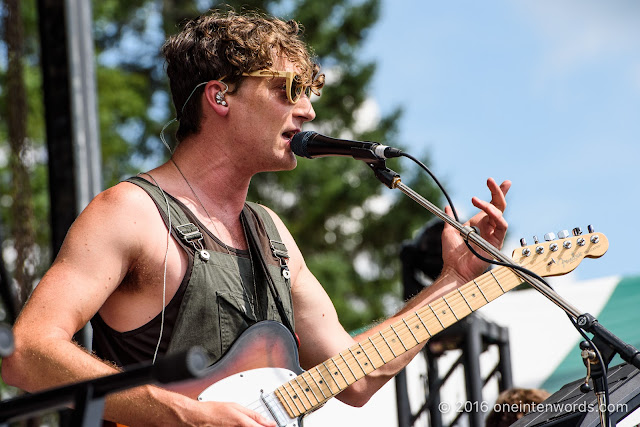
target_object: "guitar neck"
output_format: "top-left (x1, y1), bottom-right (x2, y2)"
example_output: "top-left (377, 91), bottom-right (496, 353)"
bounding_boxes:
top-left (274, 265), bottom-right (523, 418)
top-left (272, 230), bottom-right (608, 419)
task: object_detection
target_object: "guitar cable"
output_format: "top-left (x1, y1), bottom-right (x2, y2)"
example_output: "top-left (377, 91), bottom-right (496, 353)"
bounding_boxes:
top-left (398, 152), bottom-right (558, 285)
top-left (398, 152), bottom-right (611, 426)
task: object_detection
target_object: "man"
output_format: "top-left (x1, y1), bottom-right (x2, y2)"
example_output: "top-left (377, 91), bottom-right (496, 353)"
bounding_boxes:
top-left (2, 10), bottom-right (510, 426)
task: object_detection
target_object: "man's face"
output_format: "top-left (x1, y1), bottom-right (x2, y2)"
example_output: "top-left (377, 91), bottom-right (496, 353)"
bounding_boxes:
top-left (228, 58), bottom-right (317, 174)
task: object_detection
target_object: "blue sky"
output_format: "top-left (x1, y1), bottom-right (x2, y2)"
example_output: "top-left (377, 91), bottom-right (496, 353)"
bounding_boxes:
top-left (360, 0), bottom-right (640, 282)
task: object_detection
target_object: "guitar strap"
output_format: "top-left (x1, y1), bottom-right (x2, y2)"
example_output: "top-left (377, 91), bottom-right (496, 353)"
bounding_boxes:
top-left (242, 204), bottom-right (297, 345)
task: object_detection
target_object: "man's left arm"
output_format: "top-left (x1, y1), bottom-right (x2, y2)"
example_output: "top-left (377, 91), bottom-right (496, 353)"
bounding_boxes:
top-left (262, 177), bottom-right (510, 407)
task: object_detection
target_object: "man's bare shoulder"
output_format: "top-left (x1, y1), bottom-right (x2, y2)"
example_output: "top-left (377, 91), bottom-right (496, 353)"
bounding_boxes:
top-left (77, 180), bottom-right (163, 229)
top-left (60, 180), bottom-right (165, 260)
top-left (89, 180), bottom-right (156, 213)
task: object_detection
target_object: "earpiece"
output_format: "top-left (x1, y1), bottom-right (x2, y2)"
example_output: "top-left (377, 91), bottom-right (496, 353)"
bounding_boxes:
top-left (215, 91), bottom-right (227, 106)
top-left (215, 81), bottom-right (229, 106)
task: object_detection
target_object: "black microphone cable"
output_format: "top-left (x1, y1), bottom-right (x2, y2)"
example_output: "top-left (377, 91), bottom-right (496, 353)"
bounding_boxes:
top-left (398, 150), bottom-right (611, 426)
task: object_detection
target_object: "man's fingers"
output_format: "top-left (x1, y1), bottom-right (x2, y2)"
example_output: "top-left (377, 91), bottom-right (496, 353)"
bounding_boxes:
top-left (444, 205), bottom-right (452, 217)
top-left (486, 178), bottom-right (511, 212)
top-left (471, 197), bottom-right (508, 232)
top-left (231, 403), bottom-right (277, 426)
top-left (499, 180), bottom-right (512, 197)
top-left (442, 206), bottom-right (462, 235)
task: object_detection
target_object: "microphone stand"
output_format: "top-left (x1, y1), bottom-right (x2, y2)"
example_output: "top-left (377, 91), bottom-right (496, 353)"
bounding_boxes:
top-left (0, 346), bottom-right (207, 427)
top-left (364, 156), bottom-right (640, 425)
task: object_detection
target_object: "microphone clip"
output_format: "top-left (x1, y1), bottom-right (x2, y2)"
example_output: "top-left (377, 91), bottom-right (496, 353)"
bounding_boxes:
top-left (366, 159), bottom-right (401, 189)
top-left (351, 147), bottom-right (385, 162)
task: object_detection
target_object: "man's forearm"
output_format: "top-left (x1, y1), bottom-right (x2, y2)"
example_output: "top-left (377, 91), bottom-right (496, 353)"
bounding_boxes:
top-left (2, 336), bottom-right (196, 426)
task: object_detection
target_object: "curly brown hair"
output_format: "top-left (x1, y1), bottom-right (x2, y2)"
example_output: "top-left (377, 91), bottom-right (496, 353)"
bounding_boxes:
top-left (162, 10), bottom-right (325, 141)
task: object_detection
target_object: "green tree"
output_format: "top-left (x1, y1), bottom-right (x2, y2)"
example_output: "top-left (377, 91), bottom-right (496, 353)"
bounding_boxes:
top-left (0, 0), bottom-right (441, 334)
top-left (0, 0), bottom-right (48, 314)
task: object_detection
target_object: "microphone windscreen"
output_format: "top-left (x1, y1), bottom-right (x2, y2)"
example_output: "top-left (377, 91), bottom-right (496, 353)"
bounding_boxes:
top-left (290, 131), bottom-right (317, 158)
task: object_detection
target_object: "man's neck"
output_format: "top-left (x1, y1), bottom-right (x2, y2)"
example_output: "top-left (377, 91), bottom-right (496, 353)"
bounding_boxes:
top-left (162, 138), bottom-right (252, 222)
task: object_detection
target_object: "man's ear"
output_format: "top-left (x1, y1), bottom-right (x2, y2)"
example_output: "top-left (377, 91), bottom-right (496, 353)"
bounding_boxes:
top-left (203, 80), bottom-right (230, 116)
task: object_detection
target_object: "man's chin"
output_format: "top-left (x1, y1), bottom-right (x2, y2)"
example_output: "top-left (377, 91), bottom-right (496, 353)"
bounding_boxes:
top-left (281, 151), bottom-right (298, 171)
top-left (284, 156), bottom-right (298, 171)
top-left (260, 156), bottom-right (297, 173)
top-left (280, 159), bottom-right (298, 172)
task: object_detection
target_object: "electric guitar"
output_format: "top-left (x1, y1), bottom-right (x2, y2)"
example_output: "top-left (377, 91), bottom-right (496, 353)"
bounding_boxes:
top-left (164, 231), bottom-right (608, 426)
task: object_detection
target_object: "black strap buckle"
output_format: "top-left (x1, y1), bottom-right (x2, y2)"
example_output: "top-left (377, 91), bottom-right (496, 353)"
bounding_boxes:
top-left (269, 240), bottom-right (289, 260)
top-left (176, 223), bottom-right (204, 251)
top-left (270, 240), bottom-right (290, 280)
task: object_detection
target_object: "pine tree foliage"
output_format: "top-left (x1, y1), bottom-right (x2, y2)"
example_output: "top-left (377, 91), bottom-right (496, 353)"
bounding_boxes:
top-left (0, 0), bottom-right (442, 331)
top-left (0, 0), bottom-right (48, 311)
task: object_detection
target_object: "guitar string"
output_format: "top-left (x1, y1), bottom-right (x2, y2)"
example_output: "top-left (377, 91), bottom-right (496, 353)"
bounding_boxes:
top-left (292, 264), bottom-right (527, 393)
top-left (268, 238), bottom-right (589, 416)
top-left (248, 392), bottom-right (291, 422)
top-left (283, 250), bottom-right (570, 409)
top-left (278, 258), bottom-right (540, 406)
top-left (278, 269), bottom-right (520, 407)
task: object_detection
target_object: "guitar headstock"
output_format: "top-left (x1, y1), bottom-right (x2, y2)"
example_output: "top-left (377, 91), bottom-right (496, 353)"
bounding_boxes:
top-left (512, 228), bottom-right (608, 276)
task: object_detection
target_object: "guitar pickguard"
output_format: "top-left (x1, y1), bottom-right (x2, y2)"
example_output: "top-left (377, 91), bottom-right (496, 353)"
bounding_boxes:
top-left (198, 367), bottom-right (299, 426)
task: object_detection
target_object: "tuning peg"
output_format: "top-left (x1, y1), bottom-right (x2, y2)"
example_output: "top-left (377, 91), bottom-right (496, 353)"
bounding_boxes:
top-left (520, 238), bottom-right (531, 257)
top-left (544, 232), bottom-right (557, 241)
top-left (557, 230), bottom-right (570, 239)
top-left (587, 225), bottom-right (595, 233)
top-left (533, 235), bottom-right (539, 244)
top-left (573, 227), bottom-right (582, 236)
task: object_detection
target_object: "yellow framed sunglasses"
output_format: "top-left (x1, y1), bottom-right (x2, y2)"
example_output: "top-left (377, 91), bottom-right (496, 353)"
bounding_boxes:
top-left (242, 70), bottom-right (312, 104)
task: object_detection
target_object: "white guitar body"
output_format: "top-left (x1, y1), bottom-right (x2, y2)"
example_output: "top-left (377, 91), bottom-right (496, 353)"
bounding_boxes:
top-left (198, 367), bottom-right (301, 427)
top-left (165, 231), bottom-right (606, 427)
top-left (166, 322), bottom-right (308, 427)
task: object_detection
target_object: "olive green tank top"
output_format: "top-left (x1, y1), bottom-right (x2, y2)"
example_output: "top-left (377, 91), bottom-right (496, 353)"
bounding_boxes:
top-left (91, 176), bottom-right (295, 366)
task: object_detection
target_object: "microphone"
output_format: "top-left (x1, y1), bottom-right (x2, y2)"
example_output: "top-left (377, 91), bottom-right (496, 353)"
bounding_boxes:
top-left (291, 131), bottom-right (403, 160)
